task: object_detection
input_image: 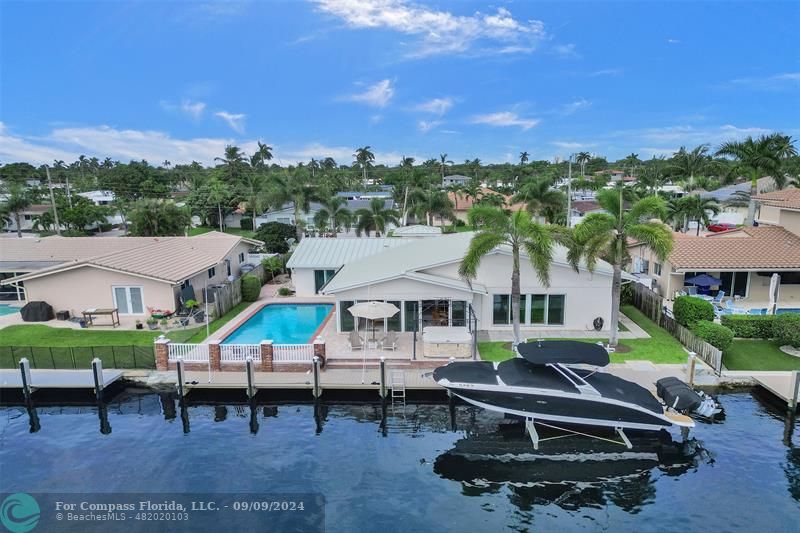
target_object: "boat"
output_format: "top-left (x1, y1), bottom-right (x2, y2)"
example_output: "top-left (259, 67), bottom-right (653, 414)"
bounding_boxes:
top-left (433, 340), bottom-right (719, 444)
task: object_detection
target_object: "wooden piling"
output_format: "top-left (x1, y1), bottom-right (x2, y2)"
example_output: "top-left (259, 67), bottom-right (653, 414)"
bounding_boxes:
top-left (379, 357), bottom-right (387, 400)
top-left (19, 358), bottom-right (32, 403)
top-left (686, 352), bottom-right (697, 387)
top-left (91, 357), bottom-right (104, 402)
top-left (176, 357), bottom-right (186, 397)
top-left (789, 370), bottom-right (799, 413)
top-left (312, 356), bottom-right (322, 399)
top-left (246, 356), bottom-right (256, 400)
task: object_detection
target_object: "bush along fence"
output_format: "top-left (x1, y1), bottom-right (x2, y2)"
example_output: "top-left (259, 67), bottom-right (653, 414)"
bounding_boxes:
top-left (0, 345), bottom-right (156, 370)
top-left (629, 283), bottom-right (724, 374)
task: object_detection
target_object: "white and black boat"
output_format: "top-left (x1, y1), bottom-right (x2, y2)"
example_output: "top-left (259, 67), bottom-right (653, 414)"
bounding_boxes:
top-left (433, 340), bottom-right (718, 442)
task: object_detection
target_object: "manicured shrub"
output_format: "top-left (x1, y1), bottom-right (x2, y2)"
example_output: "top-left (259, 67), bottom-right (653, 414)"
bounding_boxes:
top-left (240, 216), bottom-right (253, 230)
top-left (241, 274), bottom-right (261, 302)
top-left (673, 296), bottom-right (714, 327)
top-left (720, 314), bottom-right (775, 338)
top-left (692, 320), bottom-right (734, 351)
top-left (254, 222), bottom-right (296, 253)
top-left (773, 313), bottom-right (800, 348)
top-left (277, 287), bottom-right (292, 297)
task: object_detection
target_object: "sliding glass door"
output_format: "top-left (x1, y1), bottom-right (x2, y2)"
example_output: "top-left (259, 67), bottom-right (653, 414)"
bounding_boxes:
top-left (113, 286), bottom-right (144, 314)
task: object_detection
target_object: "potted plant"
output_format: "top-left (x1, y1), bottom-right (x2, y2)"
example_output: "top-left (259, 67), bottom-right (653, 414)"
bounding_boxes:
top-left (146, 317), bottom-right (158, 330)
top-left (135, 320), bottom-right (143, 330)
top-left (159, 318), bottom-right (169, 330)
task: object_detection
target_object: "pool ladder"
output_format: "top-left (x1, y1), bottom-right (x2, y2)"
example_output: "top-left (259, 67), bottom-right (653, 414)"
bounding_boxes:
top-left (390, 371), bottom-right (406, 407)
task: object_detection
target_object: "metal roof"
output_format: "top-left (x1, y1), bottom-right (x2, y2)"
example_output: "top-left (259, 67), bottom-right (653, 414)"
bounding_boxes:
top-left (286, 237), bottom-right (416, 269)
top-left (392, 225), bottom-right (443, 235)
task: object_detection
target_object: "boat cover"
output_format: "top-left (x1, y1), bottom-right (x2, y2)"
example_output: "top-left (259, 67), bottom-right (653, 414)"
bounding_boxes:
top-left (20, 301), bottom-right (55, 322)
top-left (516, 340), bottom-right (610, 367)
top-left (655, 377), bottom-right (702, 411)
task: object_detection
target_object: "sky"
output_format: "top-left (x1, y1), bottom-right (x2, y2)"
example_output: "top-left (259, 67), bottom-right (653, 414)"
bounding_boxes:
top-left (1, 0), bottom-right (798, 167)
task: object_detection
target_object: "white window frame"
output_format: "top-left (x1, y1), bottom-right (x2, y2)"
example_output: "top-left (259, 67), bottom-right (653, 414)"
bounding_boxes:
top-left (112, 285), bottom-right (145, 315)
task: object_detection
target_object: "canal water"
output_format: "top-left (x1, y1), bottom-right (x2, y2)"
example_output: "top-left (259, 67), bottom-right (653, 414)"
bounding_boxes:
top-left (1, 390), bottom-right (797, 532)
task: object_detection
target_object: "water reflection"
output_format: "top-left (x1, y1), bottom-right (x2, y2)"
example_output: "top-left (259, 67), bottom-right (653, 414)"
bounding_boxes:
top-left (434, 420), bottom-right (712, 513)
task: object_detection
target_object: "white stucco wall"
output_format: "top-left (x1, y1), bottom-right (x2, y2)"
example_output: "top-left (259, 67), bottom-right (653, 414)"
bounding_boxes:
top-left (292, 269), bottom-right (317, 296)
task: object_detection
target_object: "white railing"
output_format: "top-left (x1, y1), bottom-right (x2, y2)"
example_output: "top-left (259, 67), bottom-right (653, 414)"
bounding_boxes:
top-left (168, 343), bottom-right (210, 362)
top-left (221, 344), bottom-right (261, 363)
top-left (273, 344), bottom-right (314, 363)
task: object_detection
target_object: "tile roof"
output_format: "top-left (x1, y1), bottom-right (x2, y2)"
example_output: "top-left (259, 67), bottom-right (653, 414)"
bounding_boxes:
top-left (667, 226), bottom-right (800, 270)
top-left (570, 200), bottom-right (602, 214)
top-left (1, 232), bottom-right (263, 284)
top-left (753, 187), bottom-right (800, 210)
top-left (285, 237), bottom-right (415, 269)
top-left (448, 187), bottom-right (526, 212)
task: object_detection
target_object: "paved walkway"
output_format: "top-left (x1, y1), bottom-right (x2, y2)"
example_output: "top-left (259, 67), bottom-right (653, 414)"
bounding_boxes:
top-left (480, 312), bottom-right (650, 342)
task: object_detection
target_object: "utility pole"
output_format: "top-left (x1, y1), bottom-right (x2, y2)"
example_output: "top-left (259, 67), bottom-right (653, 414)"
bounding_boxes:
top-left (566, 155), bottom-right (573, 228)
top-left (44, 165), bottom-right (61, 236)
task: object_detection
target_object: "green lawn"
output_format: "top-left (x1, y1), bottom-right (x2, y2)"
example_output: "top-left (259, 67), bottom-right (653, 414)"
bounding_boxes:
top-left (0, 324), bottom-right (173, 347)
top-left (187, 226), bottom-right (256, 238)
top-left (182, 302), bottom-right (252, 343)
top-left (723, 340), bottom-right (800, 371)
top-left (478, 305), bottom-right (687, 364)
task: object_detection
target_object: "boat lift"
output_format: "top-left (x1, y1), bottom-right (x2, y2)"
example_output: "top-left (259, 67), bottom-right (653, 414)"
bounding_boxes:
top-left (525, 418), bottom-right (633, 450)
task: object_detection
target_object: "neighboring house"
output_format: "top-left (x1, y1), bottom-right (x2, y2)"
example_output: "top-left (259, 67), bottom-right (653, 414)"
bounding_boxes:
top-left (689, 177), bottom-right (778, 226)
top-left (391, 225), bottom-right (443, 238)
top-left (319, 231), bottom-right (617, 334)
top-left (754, 187), bottom-right (800, 236)
top-left (3, 204), bottom-right (51, 233)
top-left (569, 200), bottom-right (604, 227)
top-left (336, 188), bottom-right (393, 201)
top-left (287, 237), bottom-right (415, 295)
top-left (253, 199), bottom-right (397, 231)
top-left (442, 174), bottom-right (471, 187)
top-left (0, 232), bottom-right (263, 316)
top-left (447, 187), bottom-right (526, 224)
top-left (628, 227), bottom-right (800, 306)
top-left (77, 190), bottom-right (124, 225)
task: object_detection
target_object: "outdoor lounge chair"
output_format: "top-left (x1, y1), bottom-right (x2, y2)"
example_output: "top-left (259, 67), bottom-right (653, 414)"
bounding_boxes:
top-left (686, 286), bottom-right (698, 296)
top-left (380, 331), bottom-right (398, 351)
top-left (723, 300), bottom-right (747, 314)
top-left (348, 330), bottom-right (364, 351)
top-left (711, 290), bottom-right (726, 306)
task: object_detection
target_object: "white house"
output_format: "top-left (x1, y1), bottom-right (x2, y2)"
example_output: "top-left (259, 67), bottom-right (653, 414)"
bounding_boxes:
top-left (312, 232), bottom-right (615, 335)
top-left (77, 190), bottom-right (124, 225)
top-left (442, 174), bottom-right (470, 187)
top-left (250, 199), bottom-right (398, 231)
top-left (287, 237), bottom-right (415, 295)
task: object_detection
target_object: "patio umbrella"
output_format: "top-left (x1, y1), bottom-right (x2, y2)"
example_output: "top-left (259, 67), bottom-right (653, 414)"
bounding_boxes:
top-left (769, 273), bottom-right (781, 315)
top-left (684, 273), bottom-right (722, 287)
top-left (348, 301), bottom-right (400, 384)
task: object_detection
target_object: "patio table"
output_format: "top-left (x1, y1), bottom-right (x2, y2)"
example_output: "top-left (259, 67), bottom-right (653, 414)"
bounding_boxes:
top-left (82, 308), bottom-right (120, 328)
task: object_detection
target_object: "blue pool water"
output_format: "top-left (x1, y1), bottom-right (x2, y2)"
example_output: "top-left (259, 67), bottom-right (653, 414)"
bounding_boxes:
top-left (753, 308), bottom-right (800, 315)
top-left (0, 304), bottom-right (19, 316)
top-left (222, 303), bottom-right (333, 344)
top-left (0, 391), bottom-right (797, 532)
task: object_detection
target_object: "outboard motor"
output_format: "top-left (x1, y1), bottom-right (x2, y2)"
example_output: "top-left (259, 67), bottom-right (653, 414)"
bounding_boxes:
top-left (656, 377), bottom-right (721, 419)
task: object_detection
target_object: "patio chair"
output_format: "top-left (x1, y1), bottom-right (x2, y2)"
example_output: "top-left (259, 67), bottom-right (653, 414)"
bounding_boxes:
top-left (723, 300), bottom-right (747, 314)
top-left (686, 286), bottom-right (698, 296)
top-left (747, 308), bottom-right (764, 315)
top-left (711, 290), bottom-right (726, 306)
top-left (380, 331), bottom-right (398, 351)
top-left (348, 330), bottom-right (364, 352)
top-left (713, 306), bottom-right (732, 319)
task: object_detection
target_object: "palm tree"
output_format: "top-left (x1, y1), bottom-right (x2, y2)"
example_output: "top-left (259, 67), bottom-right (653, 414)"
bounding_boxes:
top-left (354, 198), bottom-right (399, 237)
top-left (513, 176), bottom-right (566, 222)
top-left (353, 146), bottom-right (375, 185)
top-left (215, 145), bottom-right (248, 183)
top-left (670, 145), bottom-right (710, 188)
top-left (254, 141), bottom-right (273, 167)
top-left (308, 158), bottom-right (320, 179)
top-left (264, 169), bottom-right (318, 239)
top-left (2, 187), bottom-right (32, 238)
top-left (321, 157), bottom-right (337, 174)
top-left (622, 153), bottom-right (641, 178)
top-left (459, 206), bottom-right (556, 347)
top-left (314, 197), bottom-right (352, 234)
top-left (637, 156), bottom-right (668, 196)
top-left (519, 151), bottom-right (530, 166)
top-left (680, 195), bottom-right (721, 235)
top-left (469, 158), bottom-right (482, 181)
top-left (568, 189), bottom-right (673, 346)
top-left (576, 152), bottom-right (591, 177)
top-left (439, 153), bottom-right (453, 179)
top-left (715, 133), bottom-right (797, 224)
top-left (414, 189), bottom-right (455, 226)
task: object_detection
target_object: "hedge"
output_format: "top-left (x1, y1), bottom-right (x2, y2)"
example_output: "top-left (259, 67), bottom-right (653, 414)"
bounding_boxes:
top-left (773, 313), bottom-right (800, 348)
top-left (720, 315), bottom-right (775, 339)
top-left (241, 274), bottom-right (262, 302)
top-left (240, 216), bottom-right (253, 230)
top-left (692, 320), bottom-right (734, 351)
top-left (673, 296), bottom-right (714, 327)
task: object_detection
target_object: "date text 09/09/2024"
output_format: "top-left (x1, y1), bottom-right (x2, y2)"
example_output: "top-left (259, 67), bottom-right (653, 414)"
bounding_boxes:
top-left (54, 499), bottom-right (307, 512)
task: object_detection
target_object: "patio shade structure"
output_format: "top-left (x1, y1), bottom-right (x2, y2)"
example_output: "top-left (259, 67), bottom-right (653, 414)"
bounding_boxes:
top-left (684, 273), bottom-right (723, 287)
top-left (348, 301), bottom-right (400, 384)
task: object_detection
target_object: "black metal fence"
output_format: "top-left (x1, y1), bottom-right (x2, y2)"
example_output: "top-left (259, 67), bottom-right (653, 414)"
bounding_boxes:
top-left (0, 345), bottom-right (156, 370)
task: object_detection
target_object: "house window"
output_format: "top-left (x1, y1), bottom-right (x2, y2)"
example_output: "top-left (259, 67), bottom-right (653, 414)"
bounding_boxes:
top-left (526, 294), bottom-right (566, 325)
top-left (23, 214), bottom-right (32, 221)
top-left (239, 252), bottom-right (245, 263)
top-left (492, 294), bottom-right (510, 325)
top-left (113, 286), bottom-right (144, 314)
top-left (340, 301), bottom-right (356, 332)
top-left (654, 263), bottom-right (662, 276)
top-left (180, 279), bottom-right (190, 289)
top-left (226, 259), bottom-right (231, 277)
top-left (314, 270), bottom-right (336, 293)
top-left (451, 300), bottom-right (467, 327)
top-left (207, 267), bottom-right (216, 279)
top-left (404, 301), bottom-right (419, 332)
top-left (641, 259), bottom-right (650, 274)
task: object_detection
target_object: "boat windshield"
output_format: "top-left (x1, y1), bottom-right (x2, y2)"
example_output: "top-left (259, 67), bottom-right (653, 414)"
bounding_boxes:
top-left (497, 358), bottom-right (578, 392)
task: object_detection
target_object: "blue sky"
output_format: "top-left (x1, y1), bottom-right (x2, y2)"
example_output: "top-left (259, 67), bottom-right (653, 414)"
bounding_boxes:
top-left (1, 0), bottom-right (798, 166)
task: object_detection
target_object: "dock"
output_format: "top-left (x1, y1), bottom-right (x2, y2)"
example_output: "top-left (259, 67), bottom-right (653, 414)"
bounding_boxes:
top-left (0, 368), bottom-right (124, 389)
top-left (749, 371), bottom-right (800, 411)
top-left (182, 368), bottom-right (436, 391)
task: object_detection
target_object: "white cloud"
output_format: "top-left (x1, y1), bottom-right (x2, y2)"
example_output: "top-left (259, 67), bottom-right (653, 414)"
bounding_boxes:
top-left (313, 1), bottom-right (546, 57)
top-left (345, 79), bottom-right (395, 108)
top-left (588, 68), bottom-right (622, 77)
top-left (552, 43), bottom-right (579, 58)
top-left (666, 38), bottom-right (681, 44)
top-left (729, 72), bottom-right (800, 90)
top-left (214, 111), bottom-right (246, 134)
top-left (413, 97), bottom-right (454, 116)
top-left (551, 141), bottom-right (595, 150)
top-left (181, 100), bottom-right (206, 119)
top-left (561, 98), bottom-right (591, 115)
top-left (470, 111), bottom-right (539, 130)
top-left (418, 120), bottom-right (442, 133)
top-left (0, 123), bottom-right (78, 164)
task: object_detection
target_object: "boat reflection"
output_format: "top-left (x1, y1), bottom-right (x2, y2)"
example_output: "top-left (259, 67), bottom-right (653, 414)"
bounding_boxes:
top-left (434, 420), bottom-right (713, 512)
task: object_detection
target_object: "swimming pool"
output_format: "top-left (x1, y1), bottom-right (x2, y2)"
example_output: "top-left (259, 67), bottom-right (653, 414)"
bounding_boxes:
top-left (0, 304), bottom-right (19, 317)
top-left (222, 303), bottom-right (333, 344)
top-left (753, 308), bottom-right (800, 315)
